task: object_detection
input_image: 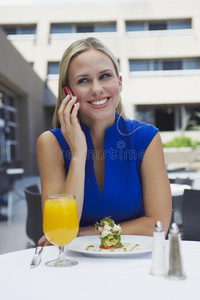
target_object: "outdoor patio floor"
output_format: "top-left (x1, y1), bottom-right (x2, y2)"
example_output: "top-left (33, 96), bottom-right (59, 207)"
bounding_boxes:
top-left (0, 176), bottom-right (41, 255)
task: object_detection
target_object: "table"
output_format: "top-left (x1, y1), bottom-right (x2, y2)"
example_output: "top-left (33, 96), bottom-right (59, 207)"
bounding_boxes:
top-left (170, 184), bottom-right (191, 225)
top-left (0, 239), bottom-right (200, 300)
top-left (6, 168), bottom-right (24, 176)
top-left (168, 171), bottom-right (200, 190)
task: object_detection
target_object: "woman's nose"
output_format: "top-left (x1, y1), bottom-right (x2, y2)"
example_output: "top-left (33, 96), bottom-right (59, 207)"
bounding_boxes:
top-left (90, 80), bottom-right (103, 96)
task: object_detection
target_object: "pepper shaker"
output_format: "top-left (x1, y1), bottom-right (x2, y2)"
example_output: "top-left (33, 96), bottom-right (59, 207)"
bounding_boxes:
top-left (150, 221), bottom-right (166, 276)
top-left (166, 223), bottom-right (186, 280)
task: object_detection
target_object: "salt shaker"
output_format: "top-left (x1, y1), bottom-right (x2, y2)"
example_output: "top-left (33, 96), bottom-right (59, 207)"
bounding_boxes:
top-left (150, 221), bottom-right (166, 276)
top-left (166, 223), bottom-right (186, 280)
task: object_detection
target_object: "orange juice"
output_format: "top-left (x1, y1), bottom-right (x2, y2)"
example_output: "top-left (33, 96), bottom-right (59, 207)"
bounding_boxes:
top-left (43, 198), bottom-right (79, 246)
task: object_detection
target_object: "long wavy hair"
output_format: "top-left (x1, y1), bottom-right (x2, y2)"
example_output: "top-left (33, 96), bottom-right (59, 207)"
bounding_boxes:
top-left (52, 37), bottom-right (125, 128)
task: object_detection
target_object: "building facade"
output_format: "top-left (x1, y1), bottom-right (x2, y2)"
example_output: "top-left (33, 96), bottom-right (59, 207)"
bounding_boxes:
top-left (0, 27), bottom-right (46, 174)
top-left (0, 0), bottom-right (200, 173)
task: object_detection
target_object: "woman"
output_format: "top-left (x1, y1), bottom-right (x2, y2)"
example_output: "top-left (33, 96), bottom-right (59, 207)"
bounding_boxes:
top-left (38, 37), bottom-right (171, 246)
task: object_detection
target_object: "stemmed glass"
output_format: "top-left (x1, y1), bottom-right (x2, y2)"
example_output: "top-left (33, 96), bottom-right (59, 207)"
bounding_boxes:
top-left (43, 194), bottom-right (79, 267)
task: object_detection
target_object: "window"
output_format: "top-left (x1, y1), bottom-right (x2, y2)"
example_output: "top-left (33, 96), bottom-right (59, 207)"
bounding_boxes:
top-left (77, 25), bottom-right (94, 33)
top-left (50, 22), bottom-right (116, 35)
top-left (184, 59), bottom-right (199, 70)
top-left (136, 105), bottom-right (200, 132)
top-left (0, 91), bottom-right (18, 164)
top-left (2, 25), bottom-right (36, 35)
top-left (185, 107), bottom-right (200, 130)
top-left (149, 22), bottom-right (167, 31)
top-left (162, 60), bottom-right (182, 70)
top-left (126, 19), bottom-right (191, 32)
top-left (95, 24), bottom-right (116, 32)
top-left (47, 62), bottom-right (59, 75)
top-left (129, 58), bottom-right (200, 72)
top-left (169, 20), bottom-right (191, 30)
top-left (136, 105), bottom-right (175, 131)
top-left (50, 24), bottom-right (73, 34)
top-left (130, 61), bottom-right (150, 72)
top-left (126, 22), bottom-right (145, 32)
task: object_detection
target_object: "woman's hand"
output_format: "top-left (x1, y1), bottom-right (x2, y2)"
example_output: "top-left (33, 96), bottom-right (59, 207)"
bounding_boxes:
top-left (38, 235), bottom-right (52, 247)
top-left (58, 95), bottom-right (87, 159)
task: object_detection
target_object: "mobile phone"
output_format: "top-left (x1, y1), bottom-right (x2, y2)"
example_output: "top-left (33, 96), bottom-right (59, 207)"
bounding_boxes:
top-left (63, 86), bottom-right (74, 99)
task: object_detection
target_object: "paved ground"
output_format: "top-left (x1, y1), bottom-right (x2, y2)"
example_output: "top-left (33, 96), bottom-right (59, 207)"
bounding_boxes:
top-left (0, 176), bottom-right (41, 255)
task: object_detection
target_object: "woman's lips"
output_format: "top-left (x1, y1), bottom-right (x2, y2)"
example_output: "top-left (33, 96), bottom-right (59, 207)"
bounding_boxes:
top-left (89, 97), bottom-right (110, 106)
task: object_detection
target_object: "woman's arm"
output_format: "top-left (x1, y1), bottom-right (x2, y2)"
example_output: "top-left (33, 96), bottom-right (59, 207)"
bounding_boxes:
top-left (37, 131), bottom-right (86, 217)
top-left (37, 96), bottom-right (88, 246)
top-left (37, 96), bottom-right (87, 217)
top-left (120, 132), bottom-right (172, 236)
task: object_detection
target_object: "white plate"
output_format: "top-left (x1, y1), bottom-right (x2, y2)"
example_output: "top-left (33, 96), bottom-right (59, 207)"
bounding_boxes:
top-left (67, 235), bottom-right (153, 258)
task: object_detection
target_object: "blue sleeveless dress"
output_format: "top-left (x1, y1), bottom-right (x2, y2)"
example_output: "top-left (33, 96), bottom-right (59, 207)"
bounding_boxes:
top-left (50, 113), bottom-right (158, 227)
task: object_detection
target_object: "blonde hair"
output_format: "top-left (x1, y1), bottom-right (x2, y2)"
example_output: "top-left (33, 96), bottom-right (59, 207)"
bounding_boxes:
top-left (52, 37), bottom-right (125, 128)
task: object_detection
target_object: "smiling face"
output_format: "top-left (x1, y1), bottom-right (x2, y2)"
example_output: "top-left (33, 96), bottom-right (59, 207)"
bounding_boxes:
top-left (68, 49), bottom-right (122, 127)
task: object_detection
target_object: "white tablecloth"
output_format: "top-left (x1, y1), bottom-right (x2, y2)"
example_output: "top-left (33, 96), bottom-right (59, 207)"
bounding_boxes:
top-left (0, 239), bottom-right (200, 300)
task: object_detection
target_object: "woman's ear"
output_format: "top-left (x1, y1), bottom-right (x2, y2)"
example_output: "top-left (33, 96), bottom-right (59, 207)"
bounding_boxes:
top-left (118, 75), bottom-right (123, 92)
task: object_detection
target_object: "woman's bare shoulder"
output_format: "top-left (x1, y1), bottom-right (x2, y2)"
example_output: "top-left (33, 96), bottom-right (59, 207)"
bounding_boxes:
top-left (37, 130), bottom-right (58, 147)
top-left (37, 131), bottom-right (64, 164)
top-left (37, 131), bottom-right (63, 159)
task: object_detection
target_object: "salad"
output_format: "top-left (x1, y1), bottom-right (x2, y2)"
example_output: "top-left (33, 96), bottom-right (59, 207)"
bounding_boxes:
top-left (95, 217), bottom-right (122, 249)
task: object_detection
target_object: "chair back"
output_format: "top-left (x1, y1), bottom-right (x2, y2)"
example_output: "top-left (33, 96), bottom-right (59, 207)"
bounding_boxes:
top-left (175, 177), bottom-right (193, 186)
top-left (0, 167), bottom-right (11, 196)
top-left (182, 189), bottom-right (200, 241)
top-left (24, 185), bottom-right (43, 245)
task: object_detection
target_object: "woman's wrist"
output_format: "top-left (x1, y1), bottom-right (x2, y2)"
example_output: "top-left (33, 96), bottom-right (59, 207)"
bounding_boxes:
top-left (78, 226), bottom-right (97, 237)
top-left (71, 152), bottom-right (87, 165)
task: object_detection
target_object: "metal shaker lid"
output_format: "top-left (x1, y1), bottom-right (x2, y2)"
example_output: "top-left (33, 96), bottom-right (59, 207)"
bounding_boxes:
top-left (170, 223), bottom-right (179, 234)
top-left (155, 221), bottom-right (163, 232)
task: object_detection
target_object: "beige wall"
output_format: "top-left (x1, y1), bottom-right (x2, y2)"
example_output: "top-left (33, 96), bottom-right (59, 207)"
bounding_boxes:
top-left (0, 0), bottom-right (199, 139)
top-left (0, 28), bottom-right (46, 174)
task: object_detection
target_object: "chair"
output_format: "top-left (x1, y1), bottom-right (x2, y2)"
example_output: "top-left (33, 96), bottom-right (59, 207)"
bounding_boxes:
top-left (182, 189), bottom-right (200, 241)
top-left (24, 185), bottom-right (43, 246)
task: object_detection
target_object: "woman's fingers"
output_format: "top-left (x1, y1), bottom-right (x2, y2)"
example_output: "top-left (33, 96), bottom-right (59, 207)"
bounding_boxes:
top-left (58, 96), bottom-right (78, 127)
top-left (70, 102), bottom-right (80, 125)
top-left (38, 235), bottom-right (52, 246)
top-left (38, 235), bottom-right (46, 246)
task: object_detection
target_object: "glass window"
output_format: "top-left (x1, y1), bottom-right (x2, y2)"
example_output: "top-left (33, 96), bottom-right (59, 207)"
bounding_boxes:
top-left (0, 92), bottom-right (18, 164)
top-left (48, 62), bottom-right (59, 75)
top-left (169, 20), bottom-right (191, 30)
top-left (130, 61), bottom-right (150, 72)
top-left (136, 105), bottom-right (175, 131)
top-left (153, 61), bottom-right (161, 71)
top-left (3, 25), bottom-right (36, 35)
top-left (19, 26), bottom-right (36, 35)
top-left (126, 22), bottom-right (145, 32)
top-left (51, 24), bottom-right (73, 34)
top-left (149, 22), bottom-right (167, 31)
top-left (95, 23), bottom-right (116, 32)
top-left (163, 60), bottom-right (182, 70)
top-left (3, 26), bottom-right (17, 35)
top-left (184, 59), bottom-right (199, 69)
top-left (77, 25), bottom-right (94, 33)
top-left (130, 58), bottom-right (200, 72)
top-left (185, 107), bottom-right (200, 130)
top-left (125, 19), bottom-right (191, 33)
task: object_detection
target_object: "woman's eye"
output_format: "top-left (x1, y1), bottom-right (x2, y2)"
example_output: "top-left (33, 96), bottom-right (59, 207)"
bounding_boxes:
top-left (78, 78), bottom-right (89, 84)
top-left (100, 73), bottom-right (112, 80)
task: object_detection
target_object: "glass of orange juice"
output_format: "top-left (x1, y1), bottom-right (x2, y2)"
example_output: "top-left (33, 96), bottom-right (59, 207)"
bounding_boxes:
top-left (43, 194), bottom-right (79, 267)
